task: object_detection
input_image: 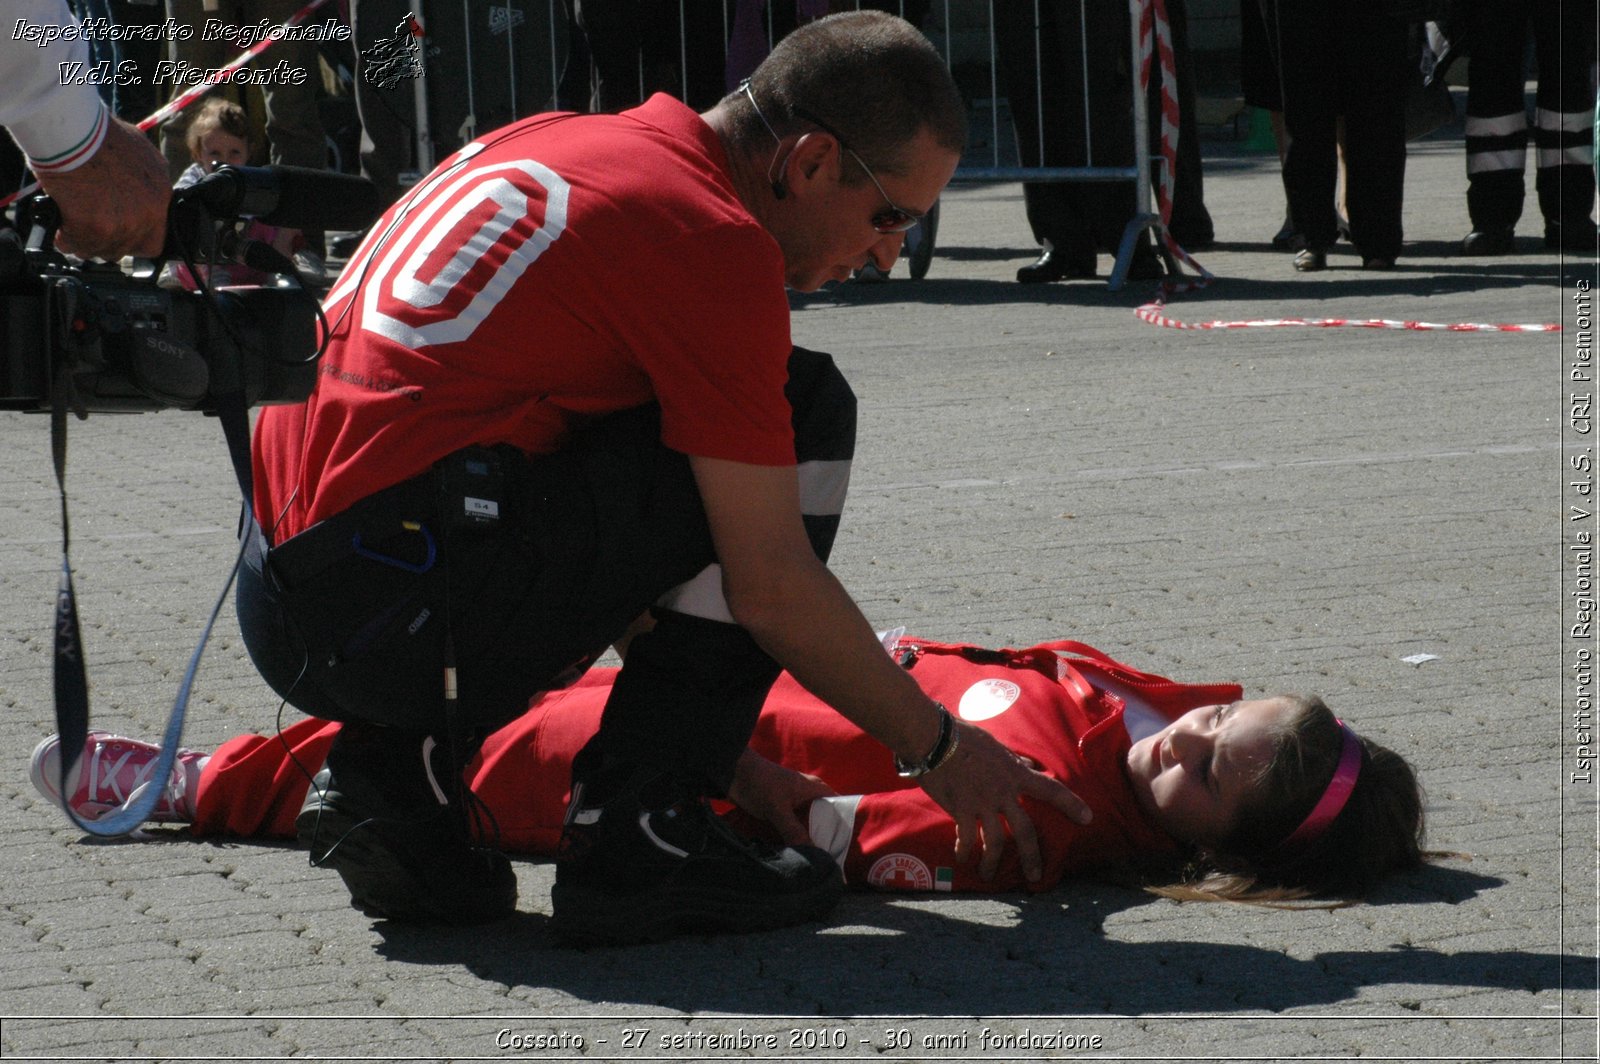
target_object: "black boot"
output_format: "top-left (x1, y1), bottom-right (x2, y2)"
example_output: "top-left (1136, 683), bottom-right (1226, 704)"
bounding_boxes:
top-left (1546, 218), bottom-right (1598, 251)
top-left (551, 767), bottom-right (842, 946)
top-left (296, 721), bottom-right (516, 924)
top-left (1461, 227), bottom-right (1515, 255)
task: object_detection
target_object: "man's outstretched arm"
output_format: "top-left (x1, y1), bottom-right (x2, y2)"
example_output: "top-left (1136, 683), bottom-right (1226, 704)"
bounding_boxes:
top-left (691, 454), bottom-right (1092, 882)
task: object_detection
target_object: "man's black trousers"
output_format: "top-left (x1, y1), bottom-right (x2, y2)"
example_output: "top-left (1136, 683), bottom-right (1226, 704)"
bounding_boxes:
top-left (237, 347), bottom-right (856, 794)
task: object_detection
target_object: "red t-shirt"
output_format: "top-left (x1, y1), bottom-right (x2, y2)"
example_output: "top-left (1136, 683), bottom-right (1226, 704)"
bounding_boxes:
top-left (253, 95), bottom-right (795, 540)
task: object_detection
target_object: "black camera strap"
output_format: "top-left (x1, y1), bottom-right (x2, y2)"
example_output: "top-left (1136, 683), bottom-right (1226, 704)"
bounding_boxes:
top-left (48, 381), bottom-right (254, 837)
top-left (34, 164), bottom-right (366, 837)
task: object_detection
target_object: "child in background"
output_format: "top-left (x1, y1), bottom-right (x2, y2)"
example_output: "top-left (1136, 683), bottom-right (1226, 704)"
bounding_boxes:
top-left (30, 634), bottom-right (1428, 909)
top-left (165, 97), bottom-right (319, 288)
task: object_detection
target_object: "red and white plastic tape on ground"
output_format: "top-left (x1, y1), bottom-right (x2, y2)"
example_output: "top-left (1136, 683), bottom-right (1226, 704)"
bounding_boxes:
top-left (0, 0), bottom-right (333, 213)
top-left (1131, 0), bottom-right (1561, 335)
top-left (1133, 307), bottom-right (1564, 332)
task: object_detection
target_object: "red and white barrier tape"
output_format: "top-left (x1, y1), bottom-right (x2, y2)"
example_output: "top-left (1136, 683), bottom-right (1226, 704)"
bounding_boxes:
top-left (1136, 0), bottom-right (1209, 292)
top-left (1134, 307), bottom-right (1563, 332)
top-left (1130, 0), bottom-right (1559, 334)
top-left (138, 0), bottom-right (334, 134)
top-left (0, 0), bottom-right (333, 212)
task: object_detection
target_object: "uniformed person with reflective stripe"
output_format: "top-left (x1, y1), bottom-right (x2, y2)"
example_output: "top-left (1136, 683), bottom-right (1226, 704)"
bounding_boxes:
top-left (1459, 0), bottom-right (1597, 254)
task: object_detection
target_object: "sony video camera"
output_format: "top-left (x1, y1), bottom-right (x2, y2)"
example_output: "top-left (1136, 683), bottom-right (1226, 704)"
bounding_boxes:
top-left (0, 165), bottom-right (380, 415)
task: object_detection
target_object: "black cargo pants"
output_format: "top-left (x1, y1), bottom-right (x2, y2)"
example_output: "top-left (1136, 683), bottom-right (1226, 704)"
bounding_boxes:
top-left (237, 347), bottom-right (856, 795)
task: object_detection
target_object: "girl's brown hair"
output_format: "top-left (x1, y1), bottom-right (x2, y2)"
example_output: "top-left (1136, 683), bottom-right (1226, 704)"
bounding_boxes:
top-left (1150, 696), bottom-right (1427, 906)
top-left (185, 97), bottom-right (255, 161)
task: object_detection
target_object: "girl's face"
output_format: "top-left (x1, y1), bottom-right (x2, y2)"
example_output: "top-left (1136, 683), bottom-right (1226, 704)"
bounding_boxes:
top-left (1125, 697), bottom-right (1291, 848)
top-left (196, 130), bottom-right (249, 171)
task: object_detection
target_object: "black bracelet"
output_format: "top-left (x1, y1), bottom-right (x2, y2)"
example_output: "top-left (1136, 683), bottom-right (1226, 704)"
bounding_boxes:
top-left (895, 703), bottom-right (959, 778)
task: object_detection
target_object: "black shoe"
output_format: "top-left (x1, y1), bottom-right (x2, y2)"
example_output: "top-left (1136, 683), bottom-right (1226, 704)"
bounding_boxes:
top-left (328, 228), bottom-right (369, 259)
top-left (1546, 219), bottom-right (1598, 251)
top-left (1169, 228), bottom-right (1215, 251)
top-left (296, 727), bottom-right (517, 924)
top-left (1286, 244), bottom-right (1324, 270)
top-left (1293, 248), bottom-right (1328, 272)
top-left (1016, 247), bottom-right (1096, 283)
top-left (1271, 217), bottom-right (1305, 251)
top-left (1362, 256), bottom-right (1397, 270)
top-left (1461, 227), bottom-right (1515, 255)
top-left (551, 772), bottom-right (843, 946)
top-left (1126, 241), bottom-right (1164, 280)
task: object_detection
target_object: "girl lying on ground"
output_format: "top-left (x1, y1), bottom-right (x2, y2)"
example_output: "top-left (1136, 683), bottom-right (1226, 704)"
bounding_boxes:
top-left (31, 633), bottom-right (1427, 902)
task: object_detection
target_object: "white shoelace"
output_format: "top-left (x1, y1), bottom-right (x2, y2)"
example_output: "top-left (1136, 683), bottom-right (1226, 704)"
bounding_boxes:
top-left (87, 742), bottom-right (183, 811)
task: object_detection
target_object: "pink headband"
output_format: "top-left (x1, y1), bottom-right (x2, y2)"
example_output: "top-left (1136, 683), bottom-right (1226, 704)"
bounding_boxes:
top-left (1280, 721), bottom-right (1363, 849)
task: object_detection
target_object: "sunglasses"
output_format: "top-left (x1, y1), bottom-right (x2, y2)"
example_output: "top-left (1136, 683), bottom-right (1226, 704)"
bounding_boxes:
top-left (791, 106), bottom-right (924, 234)
top-left (740, 80), bottom-right (923, 235)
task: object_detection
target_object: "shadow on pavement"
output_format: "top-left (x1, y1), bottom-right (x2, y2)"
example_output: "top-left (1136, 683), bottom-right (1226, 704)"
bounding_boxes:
top-left (792, 256), bottom-right (1577, 314)
top-left (360, 859), bottom-right (1587, 1016)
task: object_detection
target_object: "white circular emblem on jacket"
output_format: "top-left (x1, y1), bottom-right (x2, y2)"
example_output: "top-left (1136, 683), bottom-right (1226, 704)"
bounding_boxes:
top-left (868, 854), bottom-right (933, 891)
top-left (957, 678), bottom-right (1022, 721)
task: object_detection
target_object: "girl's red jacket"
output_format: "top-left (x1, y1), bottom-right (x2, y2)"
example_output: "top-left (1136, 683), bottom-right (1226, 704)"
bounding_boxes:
top-left (194, 636), bottom-right (1240, 893)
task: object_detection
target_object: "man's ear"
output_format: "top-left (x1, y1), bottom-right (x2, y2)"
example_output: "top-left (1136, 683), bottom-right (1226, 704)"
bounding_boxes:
top-left (786, 131), bottom-right (837, 195)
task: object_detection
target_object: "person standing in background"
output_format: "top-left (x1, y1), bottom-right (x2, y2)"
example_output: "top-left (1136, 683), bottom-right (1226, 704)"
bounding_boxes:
top-left (1457, 0), bottom-right (1597, 255)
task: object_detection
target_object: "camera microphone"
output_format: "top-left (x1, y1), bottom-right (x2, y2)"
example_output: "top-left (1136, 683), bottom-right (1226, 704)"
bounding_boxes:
top-left (174, 165), bottom-right (384, 231)
top-left (215, 228), bottom-right (298, 277)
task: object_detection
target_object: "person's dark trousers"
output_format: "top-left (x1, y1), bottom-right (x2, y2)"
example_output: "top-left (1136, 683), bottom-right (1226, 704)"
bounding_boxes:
top-left (236, 346), bottom-right (856, 792)
top-left (1465, 0), bottom-right (1596, 234)
top-left (574, 0), bottom-right (730, 112)
top-left (555, 0), bottom-right (595, 111)
top-left (1157, 0), bottom-right (1212, 246)
top-left (993, 0), bottom-right (1136, 257)
top-left (1528, 0), bottom-right (1596, 234)
top-left (1266, 0), bottom-right (1407, 261)
top-left (348, 0), bottom-right (419, 207)
top-left (1239, 0), bottom-right (1281, 113)
top-left (108, 0), bottom-right (167, 123)
top-left (586, 348), bottom-right (855, 795)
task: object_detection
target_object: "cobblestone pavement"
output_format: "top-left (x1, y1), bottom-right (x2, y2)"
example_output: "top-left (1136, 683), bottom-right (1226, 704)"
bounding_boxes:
top-left (2, 122), bottom-right (1596, 1062)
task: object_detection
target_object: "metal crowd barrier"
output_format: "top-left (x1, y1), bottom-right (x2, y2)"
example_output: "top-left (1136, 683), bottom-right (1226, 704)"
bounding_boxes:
top-left (399, 0), bottom-right (1159, 288)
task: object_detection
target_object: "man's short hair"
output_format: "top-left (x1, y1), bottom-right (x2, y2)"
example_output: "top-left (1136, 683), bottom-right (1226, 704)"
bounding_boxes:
top-left (738, 11), bottom-right (967, 179)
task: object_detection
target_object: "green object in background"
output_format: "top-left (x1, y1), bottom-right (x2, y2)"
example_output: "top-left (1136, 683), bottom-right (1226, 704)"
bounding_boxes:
top-left (1244, 105), bottom-right (1276, 153)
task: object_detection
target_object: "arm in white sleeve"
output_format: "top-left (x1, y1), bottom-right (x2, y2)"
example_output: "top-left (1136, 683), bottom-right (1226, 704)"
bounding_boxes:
top-left (1, 0), bottom-right (112, 173)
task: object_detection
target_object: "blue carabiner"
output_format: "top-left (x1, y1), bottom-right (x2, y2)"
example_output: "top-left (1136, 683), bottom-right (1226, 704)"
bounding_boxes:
top-left (351, 521), bottom-right (436, 574)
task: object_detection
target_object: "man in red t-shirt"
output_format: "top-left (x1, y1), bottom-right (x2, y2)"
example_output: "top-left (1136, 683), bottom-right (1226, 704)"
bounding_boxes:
top-left (236, 11), bottom-right (1091, 945)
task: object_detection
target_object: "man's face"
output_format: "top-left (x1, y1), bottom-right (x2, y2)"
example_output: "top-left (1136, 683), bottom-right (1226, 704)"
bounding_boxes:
top-left (779, 127), bottom-right (958, 292)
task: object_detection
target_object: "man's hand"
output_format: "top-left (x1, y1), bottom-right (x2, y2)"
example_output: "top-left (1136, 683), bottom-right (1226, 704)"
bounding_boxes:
top-left (688, 454), bottom-right (1090, 881)
top-left (727, 748), bottom-right (836, 846)
top-left (41, 119), bottom-right (168, 260)
top-left (916, 720), bottom-right (1092, 883)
